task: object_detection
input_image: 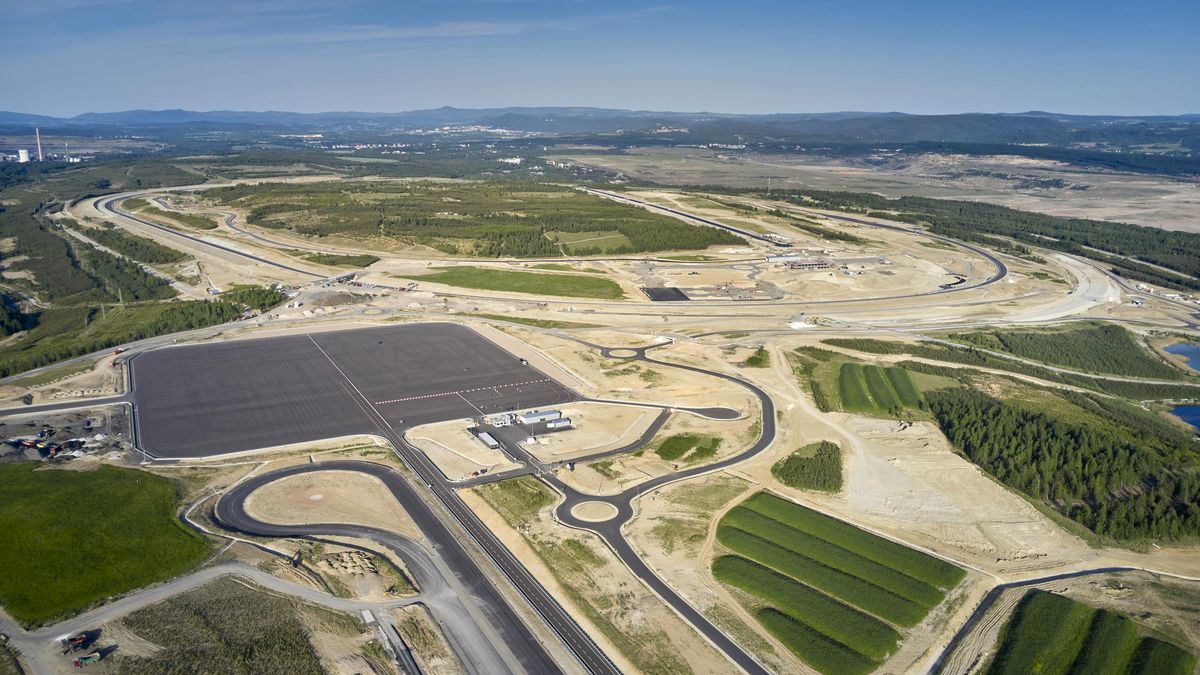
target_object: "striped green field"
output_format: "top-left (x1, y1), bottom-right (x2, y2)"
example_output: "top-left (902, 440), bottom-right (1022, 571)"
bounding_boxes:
top-left (714, 492), bottom-right (964, 673)
top-left (988, 590), bottom-right (1196, 675)
top-left (836, 363), bottom-right (923, 416)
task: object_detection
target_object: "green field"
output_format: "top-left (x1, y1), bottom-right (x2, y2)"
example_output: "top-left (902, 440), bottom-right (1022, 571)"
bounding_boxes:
top-left (301, 252), bottom-right (380, 267)
top-left (398, 266), bottom-right (625, 299)
top-left (549, 230), bottom-right (635, 253)
top-left (78, 223), bottom-right (188, 264)
top-left (0, 464), bottom-right (211, 626)
top-left (987, 590), bottom-right (1196, 675)
top-left (714, 492), bottom-right (964, 673)
top-left (950, 323), bottom-right (1186, 380)
top-left (654, 433), bottom-right (722, 464)
top-left (836, 363), bottom-right (923, 416)
top-left (771, 441), bottom-right (842, 492)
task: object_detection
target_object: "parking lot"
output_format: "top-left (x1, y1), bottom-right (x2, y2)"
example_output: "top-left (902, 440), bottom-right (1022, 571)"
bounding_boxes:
top-left (131, 323), bottom-right (577, 458)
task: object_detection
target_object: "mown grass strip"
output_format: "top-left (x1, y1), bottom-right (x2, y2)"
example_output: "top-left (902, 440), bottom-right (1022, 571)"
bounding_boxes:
top-left (722, 506), bottom-right (943, 607)
top-left (1127, 637), bottom-right (1197, 675)
top-left (743, 493), bottom-right (965, 589)
top-left (864, 365), bottom-right (902, 410)
top-left (885, 367), bottom-right (923, 407)
top-left (986, 591), bottom-right (1094, 675)
top-left (756, 608), bottom-right (877, 675)
top-left (718, 526), bottom-right (926, 626)
top-left (1068, 610), bottom-right (1139, 675)
top-left (837, 363), bottom-right (874, 411)
top-left (713, 555), bottom-right (900, 660)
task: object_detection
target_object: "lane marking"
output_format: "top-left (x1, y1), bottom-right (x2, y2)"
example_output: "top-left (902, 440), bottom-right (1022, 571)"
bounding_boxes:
top-left (373, 378), bottom-right (553, 405)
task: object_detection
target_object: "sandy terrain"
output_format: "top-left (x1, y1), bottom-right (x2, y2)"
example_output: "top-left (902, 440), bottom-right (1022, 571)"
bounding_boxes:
top-left (517, 402), bottom-right (661, 463)
top-left (394, 604), bottom-right (463, 675)
top-left (244, 470), bottom-right (424, 541)
top-left (461, 488), bottom-right (731, 674)
top-left (405, 418), bottom-right (521, 481)
top-left (556, 148), bottom-right (1200, 231)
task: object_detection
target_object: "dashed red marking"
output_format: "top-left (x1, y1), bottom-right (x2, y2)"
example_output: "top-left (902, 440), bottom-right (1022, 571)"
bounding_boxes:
top-left (374, 379), bottom-right (554, 405)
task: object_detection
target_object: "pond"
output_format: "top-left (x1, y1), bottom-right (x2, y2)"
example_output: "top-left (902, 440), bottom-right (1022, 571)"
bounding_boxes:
top-left (1164, 342), bottom-right (1200, 373)
top-left (1172, 405), bottom-right (1200, 433)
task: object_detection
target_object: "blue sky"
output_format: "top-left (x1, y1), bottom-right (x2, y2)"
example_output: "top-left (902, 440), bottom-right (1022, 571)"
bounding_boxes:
top-left (3, 0), bottom-right (1198, 116)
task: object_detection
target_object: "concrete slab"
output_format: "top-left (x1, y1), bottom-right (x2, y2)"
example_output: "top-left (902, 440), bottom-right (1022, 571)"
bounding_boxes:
top-left (131, 323), bottom-right (577, 458)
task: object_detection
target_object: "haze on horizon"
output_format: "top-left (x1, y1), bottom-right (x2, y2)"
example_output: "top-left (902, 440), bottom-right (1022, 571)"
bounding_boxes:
top-left (3, 0), bottom-right (1198, 118)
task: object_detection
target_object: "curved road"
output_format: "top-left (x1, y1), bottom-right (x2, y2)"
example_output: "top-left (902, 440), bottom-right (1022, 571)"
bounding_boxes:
top-left (216, 460), bottom-right (585, 675)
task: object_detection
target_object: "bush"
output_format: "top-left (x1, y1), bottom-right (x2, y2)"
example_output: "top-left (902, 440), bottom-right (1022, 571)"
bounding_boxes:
top-left (771, 441), bottom-right (842, 492)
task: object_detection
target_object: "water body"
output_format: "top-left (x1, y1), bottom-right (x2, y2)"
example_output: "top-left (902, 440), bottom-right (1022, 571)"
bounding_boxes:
top-left (1173, 405), bottom-right (1200, 433)
top-left (1164, 342), bottom-right (1200, 373)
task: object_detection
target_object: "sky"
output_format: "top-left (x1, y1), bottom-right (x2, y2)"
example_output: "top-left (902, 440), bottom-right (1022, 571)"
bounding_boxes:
top-left (3, 0), bottom-right (1198, 117)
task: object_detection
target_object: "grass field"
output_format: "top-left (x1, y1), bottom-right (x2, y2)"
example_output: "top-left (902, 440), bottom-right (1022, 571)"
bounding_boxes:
top-left (714, 492), bottom-right (964, 674)
top-left (117, 578), bottom-right (331, 674)
top-left (836, 363), bottom-right (923, 416)
top-left (529, 263), bottom-right (605, 274)
top-left (399, 266), bottom-right (625, 299)
top-left (0, 464), bottom-right (211, 626)
top-left (771, 441), bottom-right (842, 492)
top-left (987, 590), bottom-right (1196, 675)
top-left (654, 433), bottom-right (722, 464)
top-left (472, 476), bottom-right (555, 525)
top-left (549, 230), bottom-right (634, 253)
top-left (301, 252), bottom-right (380, 267)
top-left (462, 313), bottom-right (603, 329)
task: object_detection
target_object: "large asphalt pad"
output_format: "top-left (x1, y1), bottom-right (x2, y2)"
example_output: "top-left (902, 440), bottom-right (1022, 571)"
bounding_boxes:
top-left (132, 323), bottom-right (576, 458)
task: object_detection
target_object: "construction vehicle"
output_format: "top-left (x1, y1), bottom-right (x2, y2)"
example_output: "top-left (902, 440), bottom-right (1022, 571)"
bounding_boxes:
top-left (60, 634), bottom-right (89, 653)
top-left (73, 653), bottom-right (102, 668)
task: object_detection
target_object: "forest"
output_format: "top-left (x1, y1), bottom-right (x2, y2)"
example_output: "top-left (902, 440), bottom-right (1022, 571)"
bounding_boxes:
top-left (950, 324), bottom-right (1185, 380)
top-left (925, 388), bottom-right (1200, 541)
top-left (698, 185), bottom-right (1199, 290)
top-left (822, 338), bottom-right (1200, 400)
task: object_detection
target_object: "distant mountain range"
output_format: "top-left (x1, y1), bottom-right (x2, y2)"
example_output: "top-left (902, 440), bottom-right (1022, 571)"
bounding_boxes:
top-left (2, 106), bottom-right (1197, 135)
top-left (2, 108), bottom-right (1196, 170)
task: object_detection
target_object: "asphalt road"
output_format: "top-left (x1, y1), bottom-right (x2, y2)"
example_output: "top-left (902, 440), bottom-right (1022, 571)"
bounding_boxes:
top-left (216, 460), bottom-right (548, 675)
top-left (98, 194), bottom-right (325, 278)
top-left (0, 561), bottom-right (420, 675)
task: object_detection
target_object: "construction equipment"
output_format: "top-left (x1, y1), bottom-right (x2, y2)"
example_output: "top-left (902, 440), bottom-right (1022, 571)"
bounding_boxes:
top-left (73, 653), bottom-right (102, 668)
top-left (60, 633), bottom-right (88, 653)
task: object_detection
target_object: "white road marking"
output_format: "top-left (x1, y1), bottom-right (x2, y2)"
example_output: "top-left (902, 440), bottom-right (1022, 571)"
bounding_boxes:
top-left (373, 378), bottom-right (553, 405)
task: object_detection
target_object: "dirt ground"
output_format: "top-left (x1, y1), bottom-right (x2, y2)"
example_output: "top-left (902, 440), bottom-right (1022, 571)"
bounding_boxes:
top-left (460, 487), bottom-right (731, 674)
top-left (393, 604), bottom-right (462, 675)
top-left (518, 402), bottom-right (662, 463)
top-left (555, 148), bottom-right (1200, 232)
top-left (243, 469), bottom-right (424, 542)
top-left (406, 418), bottom-right (521, 481)
top-left (0, 353), bottom-right (123, 408)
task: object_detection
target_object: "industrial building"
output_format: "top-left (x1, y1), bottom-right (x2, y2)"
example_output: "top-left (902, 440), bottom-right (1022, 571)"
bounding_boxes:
top-left (475, 431), bottom-right (500, 449)
top-left (545, 418), bottom-right (572, 430)
top-left (517, 410), bottom-right (561, 425)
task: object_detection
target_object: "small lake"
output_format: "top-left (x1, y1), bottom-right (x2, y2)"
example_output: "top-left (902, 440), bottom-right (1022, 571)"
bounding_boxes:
top-left (1164, 342), bottom-right (1200, 373)
top-left (1173, 405), bottom-right (1200, 433)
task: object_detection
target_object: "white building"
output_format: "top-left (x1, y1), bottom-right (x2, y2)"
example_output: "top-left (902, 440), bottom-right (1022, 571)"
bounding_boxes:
top-left (517, 410), bottom-right (561, 425)
top-left (17, 149), bottom-right (29, 163)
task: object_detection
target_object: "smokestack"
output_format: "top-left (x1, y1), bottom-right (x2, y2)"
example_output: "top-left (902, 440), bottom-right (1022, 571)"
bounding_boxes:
top-left (35, 128), bottom-right (43, 162)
